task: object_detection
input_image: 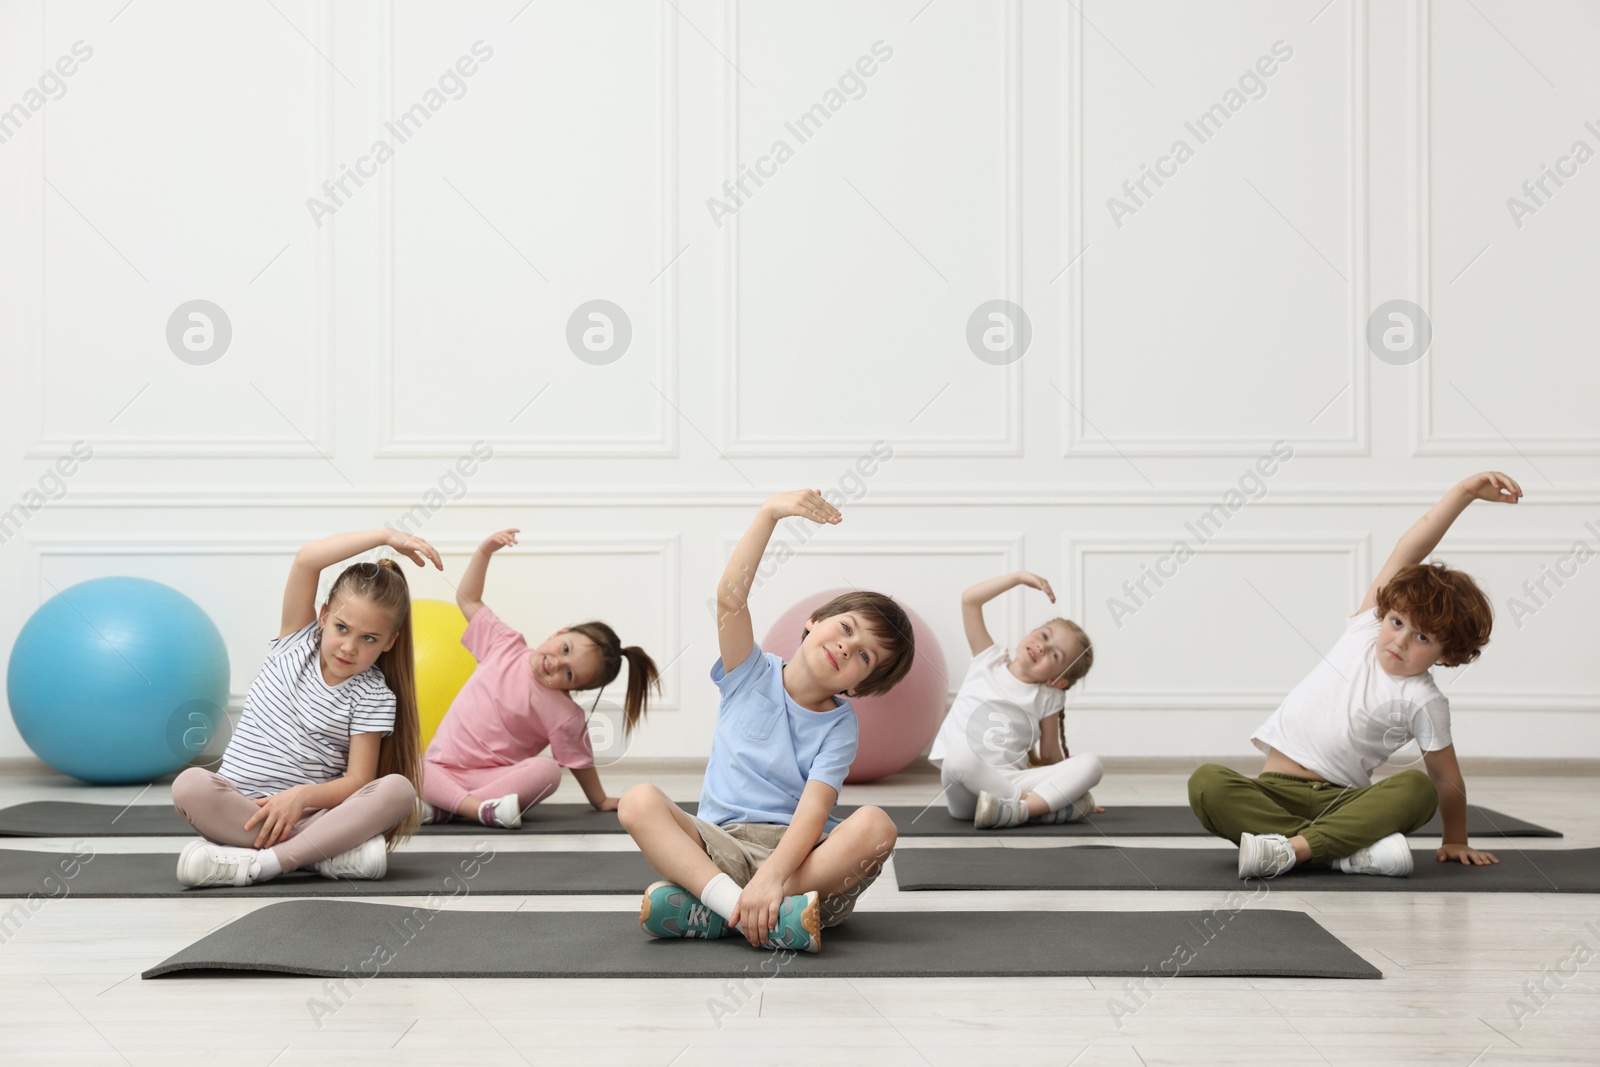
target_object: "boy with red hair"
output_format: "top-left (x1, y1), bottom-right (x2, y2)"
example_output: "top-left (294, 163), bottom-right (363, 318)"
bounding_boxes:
top-left (1189, 471), bottom-right (1521, 879)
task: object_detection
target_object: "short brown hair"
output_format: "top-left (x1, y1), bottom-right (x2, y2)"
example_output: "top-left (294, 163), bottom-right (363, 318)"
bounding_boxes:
top-left (1374, 563), bottom-right (1492, 667)
top-left (804, 590), bottom-right (916, 696)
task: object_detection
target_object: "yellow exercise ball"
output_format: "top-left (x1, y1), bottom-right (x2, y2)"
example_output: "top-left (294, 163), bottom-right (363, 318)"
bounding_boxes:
top-left (411, 599), bottom-right (477, 749)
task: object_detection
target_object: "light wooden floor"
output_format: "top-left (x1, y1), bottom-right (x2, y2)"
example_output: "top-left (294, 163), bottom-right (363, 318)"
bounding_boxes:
top-left (2, 762), bottom-right (1597, 1066)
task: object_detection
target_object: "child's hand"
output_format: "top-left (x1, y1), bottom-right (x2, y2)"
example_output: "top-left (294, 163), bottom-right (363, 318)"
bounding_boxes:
top-left (1015, 571), bottom-right (1056, 603)
top-left (1437, 842), bottom-right (1499, 866)
top-left (1457, 472), bottom-right (1522, 504)
top-left (385, 532), bottom-right (444, 570)
top-left (596, 796), bottom-right (620, 812)
top-left (244, 787), bottom-right (309, 848)
top-left (479, 528), bottom-right (520, 555)
top-left (764, 490), bottom-right (842, 526)
top-left (729, 872), bottom-right (787, 948)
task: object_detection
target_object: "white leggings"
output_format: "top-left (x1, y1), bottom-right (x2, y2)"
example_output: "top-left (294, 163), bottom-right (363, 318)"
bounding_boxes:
top-left (939, 743), bottom-right (1104, 820)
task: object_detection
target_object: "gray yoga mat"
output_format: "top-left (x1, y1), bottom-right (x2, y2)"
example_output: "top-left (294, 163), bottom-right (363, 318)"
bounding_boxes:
top-left (893, 845), bottom-right (1600, 893)
top-left (0, 801), bottom-right (636, 838)
top-left (881, 804), bottom-right (1559, 838)
top-left (141, 898), bottom-right (1380, 980)
top-left (0, 848), bottom-right (655, 898)
top-left (0, 800), bottom-right (1561, 838)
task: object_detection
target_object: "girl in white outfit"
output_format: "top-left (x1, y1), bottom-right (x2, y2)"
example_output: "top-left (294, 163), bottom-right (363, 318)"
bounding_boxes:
top-left (929, 571), bottom-right (1103, 829)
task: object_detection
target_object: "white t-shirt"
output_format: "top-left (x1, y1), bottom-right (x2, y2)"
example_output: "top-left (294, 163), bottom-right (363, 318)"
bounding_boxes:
top-left (928, 643), bottom-right (1067, 768)
top-left (1252, 610), bottom-right (1452, 788)
top-left (219, 621), bottom-right (398, 798)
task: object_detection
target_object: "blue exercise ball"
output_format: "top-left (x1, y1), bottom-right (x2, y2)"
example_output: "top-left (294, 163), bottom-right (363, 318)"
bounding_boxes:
top-left (7, 577), bottom-right (230, 784)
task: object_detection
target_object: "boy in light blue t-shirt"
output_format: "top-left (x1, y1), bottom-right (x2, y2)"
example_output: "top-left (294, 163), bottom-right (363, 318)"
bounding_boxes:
top-left (618, 489), bottom-right (916, 954)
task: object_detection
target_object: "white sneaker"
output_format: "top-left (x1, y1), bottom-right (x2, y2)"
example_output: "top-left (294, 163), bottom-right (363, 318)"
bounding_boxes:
top-left (418, 800), bottom-right (453, 825)
top-left (1036, 791), bottom-right (1096, 824)
top-left (973, 791), bottom-right (1029, 829)
top-left (314, 834), bottom-right (389, 880)
top-left (1336, 832), bottom-right (1414, 877)
top-left (1237, 832), bottom-right (1296, 879)
top-left (478, 792), bottom-right (523, 829)
top-left (177, 840), bottom-right (262, 888)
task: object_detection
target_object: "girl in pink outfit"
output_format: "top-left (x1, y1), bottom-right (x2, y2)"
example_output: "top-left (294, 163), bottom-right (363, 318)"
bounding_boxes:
top-left (421, 528), bottom-right (661, 828)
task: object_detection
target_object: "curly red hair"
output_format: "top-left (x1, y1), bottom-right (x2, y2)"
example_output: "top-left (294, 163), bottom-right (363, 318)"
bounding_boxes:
top-left (1374, 562), bottom-right (1492, 667)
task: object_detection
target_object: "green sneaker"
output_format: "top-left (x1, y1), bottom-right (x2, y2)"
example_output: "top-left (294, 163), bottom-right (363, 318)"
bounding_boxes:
top-left (639, 881), bottom-right (730, 940)
top-left (761, 890), bottom-right (822, 954)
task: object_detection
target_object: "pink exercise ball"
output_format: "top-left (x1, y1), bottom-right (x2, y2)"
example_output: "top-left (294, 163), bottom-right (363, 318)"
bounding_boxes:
top-left (762, 588), bottom-right (947, 783)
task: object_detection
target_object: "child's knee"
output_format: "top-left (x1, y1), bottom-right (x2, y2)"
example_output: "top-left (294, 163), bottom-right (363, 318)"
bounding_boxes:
top-left (866, 804), bottom-right (898, 847)
top-left (1077, 752), bottom-right (1105, 788)
top-left (1391, 768), bottom-right (1434, 793)
top-left (528, 757), bottom-right (564, 787)
top-left (846, 805), bottom-right (898, 853)
top-left (1390, 769), bottom-right (1438, 816)
top-left (171, 767), bottom-right (214, 809)
top-left (374, 774), bottom-right (417, 816)
top-left (1187, 763), bottom-right (1229, 806)
top-left (616, 783), bottom-right (664, 829)
top-left (942, 743), bottom-right (982, 780)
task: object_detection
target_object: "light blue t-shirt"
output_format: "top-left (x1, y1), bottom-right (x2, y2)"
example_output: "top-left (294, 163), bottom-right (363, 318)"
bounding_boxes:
top-left (697, 643), bottom-right (859, 831)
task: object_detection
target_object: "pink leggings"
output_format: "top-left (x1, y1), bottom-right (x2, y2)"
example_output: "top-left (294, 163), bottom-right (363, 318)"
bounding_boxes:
top-left (422, 757), bottom-right (563, 814)
top-left (172, 768), bottom-right (415, 874)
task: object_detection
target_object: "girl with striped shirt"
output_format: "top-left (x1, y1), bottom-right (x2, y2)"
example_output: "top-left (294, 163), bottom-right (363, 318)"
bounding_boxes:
top-left (171, 529), bottom-right (440, 887)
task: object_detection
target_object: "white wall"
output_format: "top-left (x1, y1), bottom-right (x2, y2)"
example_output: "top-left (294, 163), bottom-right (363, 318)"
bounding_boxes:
top-left (1, 0), bottom-right (1596, 762)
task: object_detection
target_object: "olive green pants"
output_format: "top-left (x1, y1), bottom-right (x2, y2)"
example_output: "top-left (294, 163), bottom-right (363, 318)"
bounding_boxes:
top-left (1187, 764), bottom-right (1438, 863)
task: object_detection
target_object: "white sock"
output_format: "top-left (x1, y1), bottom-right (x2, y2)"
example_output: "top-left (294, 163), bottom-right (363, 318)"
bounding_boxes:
top-left (699, 872), bottom-right (741, 922)
top-left (255, 848), bottom-right (283, 882)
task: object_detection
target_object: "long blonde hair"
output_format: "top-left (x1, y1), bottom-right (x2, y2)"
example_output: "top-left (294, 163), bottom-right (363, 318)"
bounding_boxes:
top-left (1029, 617), bottom-right (1094, 767)
top-left (324, 558), bottom-right (422, 846)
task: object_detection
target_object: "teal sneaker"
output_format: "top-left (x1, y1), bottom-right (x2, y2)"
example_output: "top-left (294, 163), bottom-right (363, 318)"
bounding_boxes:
top-left (761, 890), bottom-right (822, 954)
top-left (639, 881), bottom-right (730, 940)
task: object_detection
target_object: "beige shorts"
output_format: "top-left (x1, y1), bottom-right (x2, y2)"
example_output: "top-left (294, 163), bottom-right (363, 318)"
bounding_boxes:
top-left (688, 816), bottom-right (881, 928)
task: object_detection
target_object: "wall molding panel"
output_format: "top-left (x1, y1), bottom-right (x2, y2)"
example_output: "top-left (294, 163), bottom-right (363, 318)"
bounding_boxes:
top-left (373, 1), bottom-right (680, 458)
top-left (718, 0), bottom-right (1024, 458)
top-left (5, 1), bottom-right (1594, 758)
top-left (1062, 0), bottom-right (1371, 457)
top-left (24, 0), bottom-right (336, 460)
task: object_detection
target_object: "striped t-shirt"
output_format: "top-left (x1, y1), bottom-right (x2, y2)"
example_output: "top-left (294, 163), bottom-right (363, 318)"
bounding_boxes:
top-left (219, 620), bottom-right (398, 798)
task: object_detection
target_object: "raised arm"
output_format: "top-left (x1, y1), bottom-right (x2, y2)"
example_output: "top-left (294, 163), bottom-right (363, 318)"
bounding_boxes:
top-left (961, 571), bottom-right (1056, 656)
top-left (280, 529), bottom-right (443, 639)
top-left (715, 490), bottom-right (842, 670)
top-left (1358, 472), bottom-right (1522, 614)
top-left (456, 528), bottom-right (520, 622)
